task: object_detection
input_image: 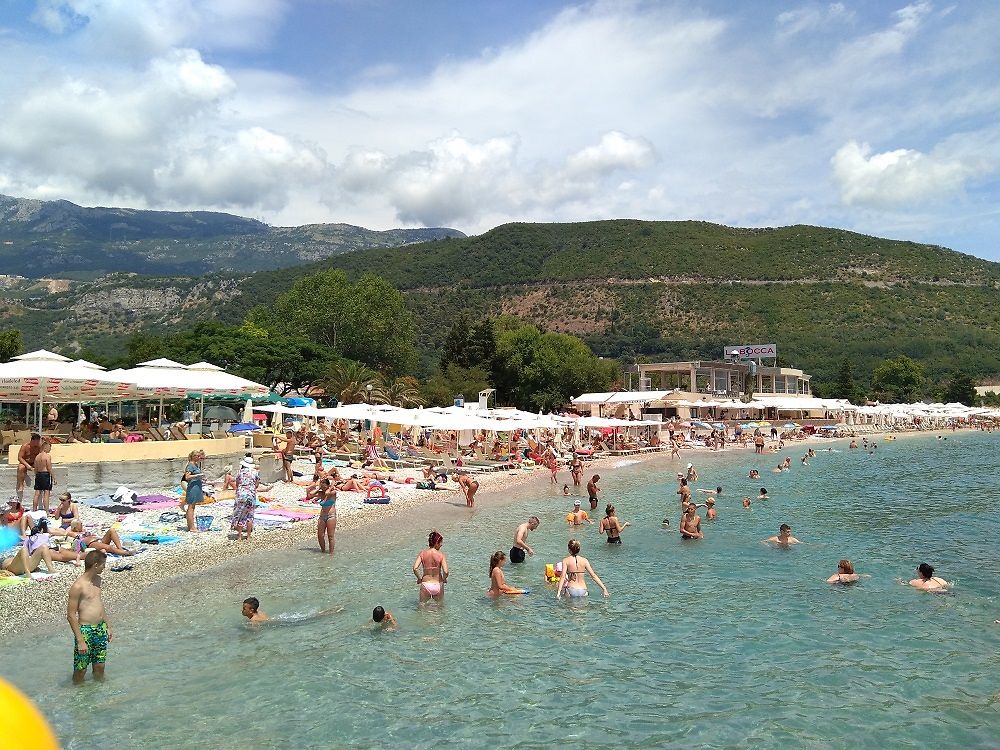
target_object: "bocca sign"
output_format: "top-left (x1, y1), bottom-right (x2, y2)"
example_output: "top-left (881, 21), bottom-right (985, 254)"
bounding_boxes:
top-left (725, 344), bottom-right (778, 359)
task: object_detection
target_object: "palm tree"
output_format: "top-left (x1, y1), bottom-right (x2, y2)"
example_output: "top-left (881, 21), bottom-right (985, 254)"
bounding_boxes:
top-left (380, 376), bottom-right (425, 407)
top-left (324, 360), bottom-right (384, 404)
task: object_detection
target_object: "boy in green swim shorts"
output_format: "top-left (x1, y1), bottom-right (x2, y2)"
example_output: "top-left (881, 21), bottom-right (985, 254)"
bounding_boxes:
top-left (67, 550), bottom-right (111, 684)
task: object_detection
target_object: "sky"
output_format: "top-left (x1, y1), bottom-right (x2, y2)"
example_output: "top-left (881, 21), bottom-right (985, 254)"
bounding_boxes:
top-left (0, 0), bottom-right (998, 259)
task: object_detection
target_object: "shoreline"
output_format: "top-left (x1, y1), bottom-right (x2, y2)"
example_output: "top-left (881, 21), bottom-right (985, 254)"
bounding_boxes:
top-left (0, 427), bottom-right (969, 639)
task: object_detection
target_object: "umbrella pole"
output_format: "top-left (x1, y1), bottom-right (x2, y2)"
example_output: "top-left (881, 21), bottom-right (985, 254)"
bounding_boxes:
top-left (38, 380), bottom-right (44, 432)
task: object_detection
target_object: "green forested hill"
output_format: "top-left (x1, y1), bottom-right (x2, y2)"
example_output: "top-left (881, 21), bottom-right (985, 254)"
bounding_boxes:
top-left (3, 219), bottom-right (999, 391)
top-left (217, 220), bottom-right (1000, 389)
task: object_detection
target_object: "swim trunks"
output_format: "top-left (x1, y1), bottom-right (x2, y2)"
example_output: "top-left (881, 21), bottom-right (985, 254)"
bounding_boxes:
top-left (73, 621), bottom-right (108, 672)
top-left (509, 546), bottom-right (526, 564)
top-left (606, 536), bottom-right (622, 544)
top-left (33, 471), bottom-right (52, 491)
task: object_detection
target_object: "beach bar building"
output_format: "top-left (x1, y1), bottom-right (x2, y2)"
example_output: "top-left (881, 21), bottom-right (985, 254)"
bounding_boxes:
top-left (572, 358), bottom-right (851, 425)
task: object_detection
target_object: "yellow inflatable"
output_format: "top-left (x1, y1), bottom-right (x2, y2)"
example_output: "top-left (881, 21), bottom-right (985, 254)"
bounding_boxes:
top-left (0, 678), bottom-right (59, 750)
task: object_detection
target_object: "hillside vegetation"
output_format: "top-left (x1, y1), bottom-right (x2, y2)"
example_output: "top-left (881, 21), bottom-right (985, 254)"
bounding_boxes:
top-left (219, 221), bottom-right (1000, 389)
top-left (3, 219), bottom-right (999, 392)
top-left (0, 194), bottom-right (464, 276)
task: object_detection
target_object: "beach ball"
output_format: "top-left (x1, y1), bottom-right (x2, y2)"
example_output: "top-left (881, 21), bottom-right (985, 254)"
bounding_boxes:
top-left (0, 678), bottom-right (59, 750)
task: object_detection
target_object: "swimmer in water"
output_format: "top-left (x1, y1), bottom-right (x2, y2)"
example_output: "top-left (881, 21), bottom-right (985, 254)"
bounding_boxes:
top-left (908, 562), bottom-right (951, 591)
top-left (742, 497), bottom-right (752, 509)
top-left (759, 488), bottom-right (769, 499)
top-left (748, 470), bottom-right (761, 480)
top-left (241, 597), bottom-right (269, 623)
top-left (413, 530), bottom-right (448, 603)
top-left (826, 559), bottom-right (860, 584)
top-left (372, 606), bottom-right (397, 630)
top-left (696, 486), bottom-right (722, 497)
top-left (599, 504), bottom-right (630, 543)
top-left (849, 440), bottom-right (857, 449)
top-left (704, 497), bottom-right (717, 520)
top-left (487, 551), bottom-right (527, 597)
top-left (763, 524), bottom-right (800, 548)
top-left (679, 502), bottom-right (703, 540)
top-left (562, 484), bottom-right (570, 496)
top-left (566, 499), bottom-right (592, 526)
top-left (556, 539), bottom-right (609, 599)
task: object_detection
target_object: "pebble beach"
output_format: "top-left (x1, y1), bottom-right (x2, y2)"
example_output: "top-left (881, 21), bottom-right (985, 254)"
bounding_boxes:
top-left (0, 450), bottom-right (639, 638)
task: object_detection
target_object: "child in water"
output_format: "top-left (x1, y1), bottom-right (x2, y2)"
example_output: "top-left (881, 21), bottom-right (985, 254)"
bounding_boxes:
top-left (372, 606), bottom-right (397, 629)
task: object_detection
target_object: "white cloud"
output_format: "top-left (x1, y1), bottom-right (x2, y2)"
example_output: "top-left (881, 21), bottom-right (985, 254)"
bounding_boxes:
top-left (776, 3), bottom-right (854, 37)
top-left (0, 0), bottom-right (998, 256)
top-left (831, 140), bottom-right (980, 208)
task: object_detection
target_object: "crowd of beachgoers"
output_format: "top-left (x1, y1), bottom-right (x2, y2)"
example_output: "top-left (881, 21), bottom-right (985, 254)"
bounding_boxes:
top-left (2, 415), bottom-right (995, 678)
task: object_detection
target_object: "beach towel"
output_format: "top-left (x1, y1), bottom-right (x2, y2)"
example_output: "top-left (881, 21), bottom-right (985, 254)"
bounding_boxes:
top-left (80, 494), bottom-right (114, 507)
top-left (136, 494), bottom-right (176, 505)
top-left (123, 534), bottom-right (183, 546)
top-left (94, 504), bottom-right (140, 514)
top-left (131, 499), bottom-right (181, 511)
top-left (0, 576), bottom-right (28, 587)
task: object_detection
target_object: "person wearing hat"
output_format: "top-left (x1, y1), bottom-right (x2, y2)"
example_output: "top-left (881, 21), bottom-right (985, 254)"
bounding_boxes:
top-left (566, 499), bottom-right (592, 527)
top-left (230, 456), bottom-right (270, 542)
top-left (686, 463), bottom-right (698, 482)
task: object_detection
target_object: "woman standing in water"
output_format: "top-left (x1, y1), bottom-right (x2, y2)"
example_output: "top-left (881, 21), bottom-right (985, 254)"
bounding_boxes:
top-left (316, 479), bottom-right (337, 554)
top-left (487, 551), bottom-right (527, 597)
top-left (598, 504), bottom-right (631, 544)
top-left (557, 539), bottom-right (609, 600)
top-left (413, 530), bottom-right (448, 603)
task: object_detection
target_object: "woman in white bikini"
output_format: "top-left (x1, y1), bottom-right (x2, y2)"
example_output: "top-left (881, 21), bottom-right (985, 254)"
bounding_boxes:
top-left (556, 539), bottom-right (609, 600)
top-left (413, 530), bottom-right (449, 603)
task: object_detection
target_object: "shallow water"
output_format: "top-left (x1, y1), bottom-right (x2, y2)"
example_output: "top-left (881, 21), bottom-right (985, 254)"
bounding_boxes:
top-left (3, 432), bottom-right (1000, 748)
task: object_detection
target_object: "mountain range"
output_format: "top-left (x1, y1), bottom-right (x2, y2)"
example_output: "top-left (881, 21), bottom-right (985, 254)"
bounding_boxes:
top-left (0, 201), bottom-right (997, 390)
top-left (0, 194), bottom-right (464, 276)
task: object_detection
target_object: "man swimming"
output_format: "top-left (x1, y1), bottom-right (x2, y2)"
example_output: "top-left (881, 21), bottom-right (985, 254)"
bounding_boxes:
top-left (763, 524), bottom-right (801, 548)
top-left (241, 597), bottom-right (269, 622)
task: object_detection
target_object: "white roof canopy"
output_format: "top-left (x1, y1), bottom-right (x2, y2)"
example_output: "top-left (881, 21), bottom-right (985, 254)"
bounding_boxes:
top-left (0, 351), bottom-right (137, 402)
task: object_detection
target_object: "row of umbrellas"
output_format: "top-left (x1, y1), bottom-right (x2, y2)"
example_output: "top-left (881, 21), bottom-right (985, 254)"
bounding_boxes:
top-left (0, 350), bottom-right (269, 403)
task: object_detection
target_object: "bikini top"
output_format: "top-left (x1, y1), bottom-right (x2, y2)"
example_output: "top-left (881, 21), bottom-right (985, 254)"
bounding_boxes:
top-left (420, 550), bottom-right (442, 572)
top-left (319, 493), bottom-right (337, 508)
top-left (566, 556), bottom-right (584, 580)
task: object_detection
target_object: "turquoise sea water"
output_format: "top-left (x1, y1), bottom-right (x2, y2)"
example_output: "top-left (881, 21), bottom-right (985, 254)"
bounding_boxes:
top-left (2, 432), bottom-right (999, 748)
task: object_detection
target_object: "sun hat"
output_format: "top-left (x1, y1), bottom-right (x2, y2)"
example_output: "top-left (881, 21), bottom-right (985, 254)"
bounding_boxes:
top-left (241, 456), bottom-right (255, 469)
top-left (687, 463), bottom-right (693, 468)
top-left (574, 499), bottom-right (582, 506)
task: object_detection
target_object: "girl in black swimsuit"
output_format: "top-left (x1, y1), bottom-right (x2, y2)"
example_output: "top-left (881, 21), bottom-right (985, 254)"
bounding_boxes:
top-left (599, 504), bottom-right (630, 544)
